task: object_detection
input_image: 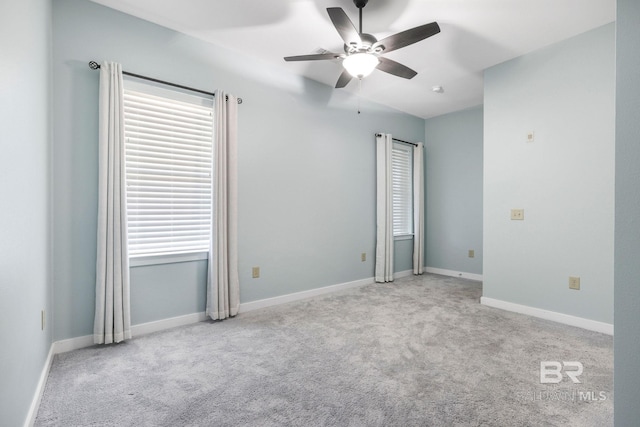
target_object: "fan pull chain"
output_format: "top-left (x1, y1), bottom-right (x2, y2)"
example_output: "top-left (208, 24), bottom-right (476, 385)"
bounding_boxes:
top-left (357, 78), bottom-right (362, 114)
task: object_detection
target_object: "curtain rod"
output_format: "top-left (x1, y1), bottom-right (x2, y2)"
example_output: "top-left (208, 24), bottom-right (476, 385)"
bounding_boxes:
top-left (375, 133), bottom-right (418, 147)
top-left (88, 61), bottom-right (242, 104)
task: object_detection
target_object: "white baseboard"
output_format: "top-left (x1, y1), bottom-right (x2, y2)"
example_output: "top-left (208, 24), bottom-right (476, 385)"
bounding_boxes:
top-left (50, 273), bottom-right (417, 355)
top-left (425, 266), bottom-right (483, 282)
top-left (52, 334), bottom-right (94, 354)
top-left (239, 276), bottom-right (374, 313)
top-left (131, 312), bottom-right (207, 336)
top-left (24, 344), bottom-right (54, 427)
top-left (52, 312), bottom-right (209, 354)
top-left (238, 270), bottom-right (425, 314)
top-left (52, 278), bottom-right (377, 355)
top-left (394, 269), bottom-right (415, 279)
top-left (480, 297), bottom-right (613, 335)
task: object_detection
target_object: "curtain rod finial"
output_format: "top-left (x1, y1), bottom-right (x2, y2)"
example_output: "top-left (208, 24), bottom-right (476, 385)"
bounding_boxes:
top-left (89, 61), bottom-right (100, 70)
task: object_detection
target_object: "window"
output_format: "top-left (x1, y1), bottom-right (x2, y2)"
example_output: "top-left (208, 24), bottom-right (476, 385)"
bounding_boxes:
top-left (123, 80), bottom-right (213, 260)
top-left (391, 143), bottom-right (413, 236)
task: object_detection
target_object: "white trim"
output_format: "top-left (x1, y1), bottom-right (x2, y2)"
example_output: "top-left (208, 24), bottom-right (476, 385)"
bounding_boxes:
top-left (49, 277), bottom-right (380, 354)
top-left (425, 266), bottom-right (483, 282)
top-left (130, 312), bottom-right (207, 336)
top-left (480, 297), bottom-right (613, 335)
top-left (394, 234), bottom-right (414, 241)
top-left (24, 344), bottom-right (54, 427)
top-left (52, 334), bottom-right (94, 354)
top-left (47, 275), bottom-right (407, 354)
top-left (52, 312), bottom-right (209, 354)
top-left (239, 277), bottom-right (374, 313)
top-left (394, 269), bottom-right (415, 279)
top-left (238, 271), bottom-right (419, 314)
top-left (130, 251), bottom-right (208, 267)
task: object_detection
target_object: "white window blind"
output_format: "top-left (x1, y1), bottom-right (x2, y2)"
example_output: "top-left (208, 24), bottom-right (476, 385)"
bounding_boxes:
top-left (123, 83), bottom-right (213, 258)
top-left (392, 143), bottom-right (413, 236)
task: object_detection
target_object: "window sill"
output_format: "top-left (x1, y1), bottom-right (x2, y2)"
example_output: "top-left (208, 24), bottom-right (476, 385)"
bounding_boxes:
top-left (394, 234), bottom-right (414, 241)
top-left (130, 251), bottom-right (209, 267)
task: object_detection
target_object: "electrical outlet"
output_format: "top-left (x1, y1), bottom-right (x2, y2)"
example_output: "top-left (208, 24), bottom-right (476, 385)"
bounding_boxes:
top-left (569, 276), bottom-right (580, 290)
top-left (510, 209), bottom-right (524, 220)
top-left (41, 310), bottom-right (45, 331)
top-left (252, 267), bottom-right (260, 279)
top-left (361, 252), bottom-right (366, 262)
top-left (468, 250), bottom-right (475, 258)
top-left (526, 131), bottom-right (535, 142)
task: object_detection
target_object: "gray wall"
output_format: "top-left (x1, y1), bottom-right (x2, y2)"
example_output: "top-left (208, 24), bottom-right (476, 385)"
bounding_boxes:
top-left (424, 106), bottom-right (483, 275)
top-left (52, 0), bottom-right (425, 341)
top-left (483, 24), bottom-right (615, 324)
top-left (614, 0), bottom-right (640, 423)
top-left (0, 1), bottom-right (53, 425)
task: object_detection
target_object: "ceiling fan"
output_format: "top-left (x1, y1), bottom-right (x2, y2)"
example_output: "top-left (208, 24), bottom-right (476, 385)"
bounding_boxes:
top-left (284, 0), bottom-right (440, 88)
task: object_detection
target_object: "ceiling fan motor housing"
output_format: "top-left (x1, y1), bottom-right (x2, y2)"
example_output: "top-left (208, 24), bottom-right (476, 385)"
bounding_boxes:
top-left (344, 33), bottom-right (380, 54)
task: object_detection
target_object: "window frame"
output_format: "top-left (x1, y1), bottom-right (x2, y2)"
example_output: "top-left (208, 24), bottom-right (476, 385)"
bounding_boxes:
top-left (391, 142), bottom-right (414, 238)
top-left (122, 78), bottom-right (214, 266)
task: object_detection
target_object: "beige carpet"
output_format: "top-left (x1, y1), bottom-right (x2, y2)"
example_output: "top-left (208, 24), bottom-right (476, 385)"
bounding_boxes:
top-left (36, 274), bottom-right (613, 426)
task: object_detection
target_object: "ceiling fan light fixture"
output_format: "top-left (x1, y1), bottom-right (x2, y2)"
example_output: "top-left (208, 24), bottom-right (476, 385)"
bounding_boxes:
top-left (343, 53), bottom-right (379, 79)
top-left (284, 3), bottom-right (440, 89)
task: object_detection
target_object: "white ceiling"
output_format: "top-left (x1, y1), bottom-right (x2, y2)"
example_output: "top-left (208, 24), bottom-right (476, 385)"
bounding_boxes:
top-left (90, 0), bottom-right (615, 119)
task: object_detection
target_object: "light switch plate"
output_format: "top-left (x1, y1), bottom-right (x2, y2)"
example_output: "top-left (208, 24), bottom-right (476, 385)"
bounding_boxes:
top-left (569, 276), bottom-right (580, 290)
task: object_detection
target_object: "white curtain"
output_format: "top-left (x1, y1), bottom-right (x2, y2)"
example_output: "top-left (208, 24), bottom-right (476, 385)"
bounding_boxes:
top-left (375, 133), bottom-right (394, 282)
top-left (413, 143), bottom-right (425, 274)
top-left (207, 91), bottom-right (240, 320)
top-left (94, 61), bottom-right (131, 344)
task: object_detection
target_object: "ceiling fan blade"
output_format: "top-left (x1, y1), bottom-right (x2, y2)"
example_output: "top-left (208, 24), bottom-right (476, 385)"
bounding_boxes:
top-left (327, 7), bottom-right (362, 46)
top-left (373, 22), bottom-right (440, 54)
top-left (335, 69), bottom-right (353, 88)
top-left (284, 53), bottom-right (341, 62)
top-left (376, 57), bottom-right (417, 79)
